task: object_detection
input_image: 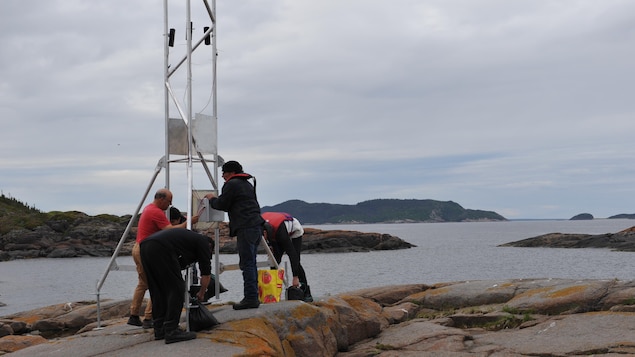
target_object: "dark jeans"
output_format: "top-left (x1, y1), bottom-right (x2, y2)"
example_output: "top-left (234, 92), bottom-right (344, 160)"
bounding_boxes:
top-left (272, 235), bottom-right (307, 285)
top-left (236, 225), bottom-right (262, 301)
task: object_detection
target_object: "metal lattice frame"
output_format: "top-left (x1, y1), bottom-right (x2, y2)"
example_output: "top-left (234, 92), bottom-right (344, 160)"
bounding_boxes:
top-left (94, 0), bottom-right (221, 330)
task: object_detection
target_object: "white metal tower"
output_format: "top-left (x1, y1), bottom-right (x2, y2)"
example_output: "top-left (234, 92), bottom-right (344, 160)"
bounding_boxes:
top-left (95, 0), bottom-right (223, 329)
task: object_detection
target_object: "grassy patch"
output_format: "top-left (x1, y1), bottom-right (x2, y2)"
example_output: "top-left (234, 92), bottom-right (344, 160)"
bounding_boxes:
top-left (375, 343), bottom-right (398, 351)
top-left (481, 313), bottom-right (534, 331)
top-left (482, 315), bottom-right (521, 330)
top-left (502, 305), bottom-right (520, 314)
top-left (416, 308), bottom-right (456, 319)
top-left (623, 297), bottom-right (635, 305)
top-left (502, 305), bottom-right (535, 315)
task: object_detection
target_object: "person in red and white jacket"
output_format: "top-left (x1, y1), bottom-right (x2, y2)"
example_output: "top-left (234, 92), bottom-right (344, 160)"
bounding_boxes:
top-left (261, 212), bottom-right (313, 302)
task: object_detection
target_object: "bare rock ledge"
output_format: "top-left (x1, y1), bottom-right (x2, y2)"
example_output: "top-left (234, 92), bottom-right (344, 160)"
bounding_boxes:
top-left (3, 278), bottom-right (635, 356)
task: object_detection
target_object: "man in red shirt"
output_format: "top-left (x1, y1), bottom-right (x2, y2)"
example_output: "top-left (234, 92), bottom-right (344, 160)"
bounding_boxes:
top-left (128, 188), bottom-right (199, 328)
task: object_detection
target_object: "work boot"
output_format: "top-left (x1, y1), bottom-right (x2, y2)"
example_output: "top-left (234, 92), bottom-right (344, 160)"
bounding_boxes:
top-left (232, 298), bottom-right (260, 310)
top-left (164, 320), bottom-right (196, 344)
top-left (165, 329), bottom-right (196, 344)
top-left (127, 315), bottom-right (142, 326)
top-left (303, 285), bottom-right (314, 303)
top-left (153, 318), bottom-right (165, 340)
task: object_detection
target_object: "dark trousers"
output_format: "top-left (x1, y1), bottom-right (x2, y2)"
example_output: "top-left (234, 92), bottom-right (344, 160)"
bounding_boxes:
top-left (236, 225), bottom-right (262, 301)
top-left (272, 235), bottom-right (308, 285)
top-left (140, 240), bottom-right (185, 328)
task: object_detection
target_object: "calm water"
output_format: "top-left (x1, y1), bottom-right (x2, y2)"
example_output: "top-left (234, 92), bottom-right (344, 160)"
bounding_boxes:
top-left (1, 219), bottom-right (634, 316)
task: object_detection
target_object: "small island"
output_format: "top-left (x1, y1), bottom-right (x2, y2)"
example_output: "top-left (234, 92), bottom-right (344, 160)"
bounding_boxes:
top-left (570, 213), bottom-right (593, 220)
top-left (499, 226), bottom-right (635, 251)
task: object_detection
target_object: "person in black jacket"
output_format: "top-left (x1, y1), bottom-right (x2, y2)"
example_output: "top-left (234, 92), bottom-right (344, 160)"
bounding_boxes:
top-left (207, 160), bottom-right (265, 310)
top-left (140, 228), bottom-right (212, 344)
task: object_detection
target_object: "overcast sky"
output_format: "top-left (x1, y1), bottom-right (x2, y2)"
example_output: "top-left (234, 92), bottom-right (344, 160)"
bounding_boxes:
top-left (2, 0), bottom-right (635, 220)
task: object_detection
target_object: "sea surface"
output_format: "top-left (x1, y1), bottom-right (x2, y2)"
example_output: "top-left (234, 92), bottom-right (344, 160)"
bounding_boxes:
top-left (2, 219), bottom-right (635, 316)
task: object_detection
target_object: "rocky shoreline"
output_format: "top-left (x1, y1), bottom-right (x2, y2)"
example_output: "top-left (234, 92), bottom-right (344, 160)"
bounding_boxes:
top-left (0, 213), bottom-right (415, 261)
top-left (3, 278), bottom-right (635, 355)
top-left (499, 225), bottom-right (635, 251)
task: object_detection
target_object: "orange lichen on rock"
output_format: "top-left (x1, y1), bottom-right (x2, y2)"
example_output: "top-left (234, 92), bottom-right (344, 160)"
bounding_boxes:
top-left (410, 286), bottom-right (451, 300)
top-left (280, 339), bottom-right (296, 356)
top-left (0, 335), bottom-right (47, 353)
top-left (426, 287), bottom-right (451, 296)
top-left (513, 284), bottom-right (588, 300)
top-left (13, 315), bottom-right (40, 325)
top-left (340, 295), bottom-right (382, 315)
top-left (514, 286), bottom-right (554, 298)
top-left (618, 226), bottom-right (635, 233)
top-left (283, 326), bottom-right (306, 343)
top-left (290, 303), bottom-right (321, 320)
top-left (207, 318), bottom-right (284, 356)
top-left (547, 285), bottom-right (587, 298)
top-left (489, 282), bottom-right (516, 289)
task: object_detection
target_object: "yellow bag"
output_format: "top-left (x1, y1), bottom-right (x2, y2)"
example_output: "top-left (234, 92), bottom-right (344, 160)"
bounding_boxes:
top-left (258, 269), bottom-right (284, 303)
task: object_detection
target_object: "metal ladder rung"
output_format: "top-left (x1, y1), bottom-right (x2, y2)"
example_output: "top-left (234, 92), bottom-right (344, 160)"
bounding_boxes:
top-left (219, 236), bottom-right (279, 272)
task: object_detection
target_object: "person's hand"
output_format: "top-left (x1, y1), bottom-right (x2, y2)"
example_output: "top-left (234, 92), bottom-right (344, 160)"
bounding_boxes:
top-left (292, 276), bottom-right (300, 287)
top-left (205, 193), bottom-right (216, 200)
top-left (192, 215), bottom-right (199, 224)
top-left (196, 290), bottom-right (205, 302)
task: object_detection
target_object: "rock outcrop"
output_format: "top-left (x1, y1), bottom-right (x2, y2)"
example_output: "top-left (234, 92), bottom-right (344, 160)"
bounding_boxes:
top-left (3, 278), bottom-right (635, 356)
top-left (0, 212), bottom-right (131, 261)
top-left (0, 214), bottom-right (414, 261)
top-left (499, 226), bottom-right (635, 251)
top-left (205, 225), bottom-right (415, 254)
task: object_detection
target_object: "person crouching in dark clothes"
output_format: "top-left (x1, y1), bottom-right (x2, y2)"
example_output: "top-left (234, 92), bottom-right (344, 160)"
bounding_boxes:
top-left (140, 228), bottom-right (212, 344)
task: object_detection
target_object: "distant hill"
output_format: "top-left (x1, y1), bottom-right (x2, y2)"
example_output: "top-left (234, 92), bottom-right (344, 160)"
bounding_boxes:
top-left (609, 213), bottom-right (635, 219)
top-left (1, 194), bottom-right (505, 229)
top-left (261, 199), bottom-right (506, 224)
